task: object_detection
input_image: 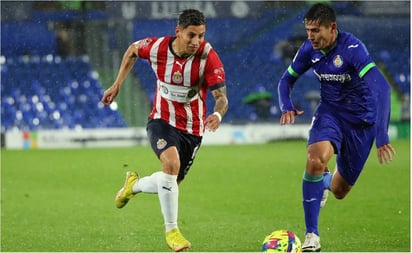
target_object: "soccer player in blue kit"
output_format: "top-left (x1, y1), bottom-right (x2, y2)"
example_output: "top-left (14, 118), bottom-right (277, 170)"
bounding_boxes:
top-left (277, 3), bottom-right (396, 252)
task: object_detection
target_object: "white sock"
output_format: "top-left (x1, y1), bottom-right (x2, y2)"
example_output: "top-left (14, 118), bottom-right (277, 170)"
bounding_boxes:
top-left (133, 171), bottom-right (162, 194)
top-left (157, 172), bottom-right (179, 232)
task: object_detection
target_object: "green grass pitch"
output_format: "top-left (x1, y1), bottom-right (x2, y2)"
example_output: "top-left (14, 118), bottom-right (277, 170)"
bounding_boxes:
top-left (1, 139), bottom-right (410, 252)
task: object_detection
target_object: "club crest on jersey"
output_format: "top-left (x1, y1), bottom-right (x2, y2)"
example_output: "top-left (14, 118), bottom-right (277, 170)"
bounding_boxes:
top-left (333, 55), bottom-right (343, 68)
top-left (156, 138), bottom-right (167, 150)
top-left (172, 71), bottom-right (183, 84)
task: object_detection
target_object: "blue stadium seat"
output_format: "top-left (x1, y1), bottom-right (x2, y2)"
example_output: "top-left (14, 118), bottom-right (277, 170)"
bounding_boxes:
top-left (1, 55), bottom-right (127, 131)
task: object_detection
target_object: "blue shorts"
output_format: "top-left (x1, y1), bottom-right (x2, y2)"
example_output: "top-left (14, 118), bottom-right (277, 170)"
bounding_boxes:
top-left (307, 111), bottom-right (375, 185)
top-left (146, 119), bottom-right (202, 181)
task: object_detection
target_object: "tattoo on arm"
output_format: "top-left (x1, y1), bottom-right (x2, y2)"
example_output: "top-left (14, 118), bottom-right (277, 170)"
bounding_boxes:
top-left (211, 86), bottom-right (228, 117)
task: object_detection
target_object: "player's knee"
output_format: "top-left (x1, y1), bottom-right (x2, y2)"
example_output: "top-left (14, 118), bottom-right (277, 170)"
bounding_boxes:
top-left (306, 143), bottom-right (333, 174)
top-left (162, 160), bottom-right (180, 175)
top-left (160, 150), bottom-right (181, 175)
top-left (306, 157), bottom-right (326, 174)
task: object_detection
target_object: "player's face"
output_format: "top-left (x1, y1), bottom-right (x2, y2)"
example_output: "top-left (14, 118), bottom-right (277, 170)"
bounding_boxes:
top-left (305, 20), bottom-right (336, 51)
top-left (176, 25), bottom-right (206, 55)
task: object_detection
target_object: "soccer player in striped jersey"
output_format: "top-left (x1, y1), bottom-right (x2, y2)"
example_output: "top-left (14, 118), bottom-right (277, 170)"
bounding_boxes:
top-left (101, 9), bottom-right (228, 252)
top-left (277, 3), bottom-right (396, 252)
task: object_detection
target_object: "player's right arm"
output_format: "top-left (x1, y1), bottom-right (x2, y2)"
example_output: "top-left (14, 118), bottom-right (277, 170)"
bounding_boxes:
top-left (277, 43), bottom-right (311, 125)
top-left (278, 69), bottom-right (304, 125)
top-left (101, 42), bottom-right (140, 105)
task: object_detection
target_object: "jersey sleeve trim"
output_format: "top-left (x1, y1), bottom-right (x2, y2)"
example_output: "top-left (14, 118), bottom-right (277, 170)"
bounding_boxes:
top-left (209, 82), bottom-right (225, 90)
top-left (359, 62), bottom-right (376, 78)
top-left (287, 65), bottom-right (299, 78)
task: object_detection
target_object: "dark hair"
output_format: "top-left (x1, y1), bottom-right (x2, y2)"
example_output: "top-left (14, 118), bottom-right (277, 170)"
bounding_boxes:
top-left (177, 9), bottom-right (206, 29)
top-left (304, 3), bottom-right (336, 25)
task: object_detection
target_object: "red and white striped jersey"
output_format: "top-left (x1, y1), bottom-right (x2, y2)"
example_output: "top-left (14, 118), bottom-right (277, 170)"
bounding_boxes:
top-left (137, 36), bottom-right (225, 137)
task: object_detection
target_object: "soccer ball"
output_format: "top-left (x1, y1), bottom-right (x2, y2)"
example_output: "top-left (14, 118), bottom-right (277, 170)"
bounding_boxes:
top-left (261, 230), bottom-right (302, 252)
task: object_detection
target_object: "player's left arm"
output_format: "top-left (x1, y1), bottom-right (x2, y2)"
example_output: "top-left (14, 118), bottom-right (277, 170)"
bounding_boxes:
top-left (203, 49), bottom-right (228, 131)
top-left (206, 84), bottom-right (228, 132)
top-left (362, 66), bottom-right (396, 163)
top-left (351, 39), bottom-right (396, 163)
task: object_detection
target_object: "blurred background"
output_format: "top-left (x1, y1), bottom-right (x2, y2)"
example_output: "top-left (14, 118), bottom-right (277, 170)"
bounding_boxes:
top-left (1, 1), bottom-right (410, 146)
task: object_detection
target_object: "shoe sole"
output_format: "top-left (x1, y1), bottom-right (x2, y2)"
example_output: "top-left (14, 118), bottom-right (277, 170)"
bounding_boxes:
top-left (172, 244), bottom-right (191, 252)
top-left (302, 247), bottom-right (321, 252)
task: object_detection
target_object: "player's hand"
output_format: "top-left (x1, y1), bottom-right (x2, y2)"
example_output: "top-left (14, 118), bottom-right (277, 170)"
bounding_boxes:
top-left (377, 143), bottom-right (396, 164)
top-left (101, 85), bottom-right (120, 105)
top-left (205, 114), bottom-right (221, 132)
top-left (280, 110), bottom-right (304, 125)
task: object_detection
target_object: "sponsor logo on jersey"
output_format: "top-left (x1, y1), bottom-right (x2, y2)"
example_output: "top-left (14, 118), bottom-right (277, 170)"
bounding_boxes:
top-left (213, 67), bottom-right (224, 74)
top-left (137, 38), bottom-right (152, 49)
top-left (313, 70), bottom-right (351, 83)
top-left (157, 138), bottom-right (167, 150)
top-left (161, 85), bottom-right (169, 94)
top-left (311, 58), bottom-right (321, 64)
top-left (176, 61), bottom-right (183, 68)
top-left (333, 55), bottom-right (343, 68)
top-left (187, 89), bottom-right (197, 98)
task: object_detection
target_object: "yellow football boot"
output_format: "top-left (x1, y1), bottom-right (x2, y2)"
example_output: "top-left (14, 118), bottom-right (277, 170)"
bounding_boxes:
top-left (114, 171), bottom-right (138, 208)
top-left (165, 228), bottom-right (191, 252)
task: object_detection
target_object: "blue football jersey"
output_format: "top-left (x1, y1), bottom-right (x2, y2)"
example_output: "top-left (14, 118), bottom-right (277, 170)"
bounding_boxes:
top-left (288, 31), bottom-right (377, 125)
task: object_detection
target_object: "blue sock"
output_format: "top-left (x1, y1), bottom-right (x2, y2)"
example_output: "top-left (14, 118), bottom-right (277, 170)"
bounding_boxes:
top-left (302, 171), bottom-right (324, 236)
top-left (323, 171), bottom-right (332, 190)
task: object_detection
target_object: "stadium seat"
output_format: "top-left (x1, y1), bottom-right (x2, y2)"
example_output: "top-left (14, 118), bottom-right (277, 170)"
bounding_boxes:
top-left (1, 55), bottom-right (127, 131)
